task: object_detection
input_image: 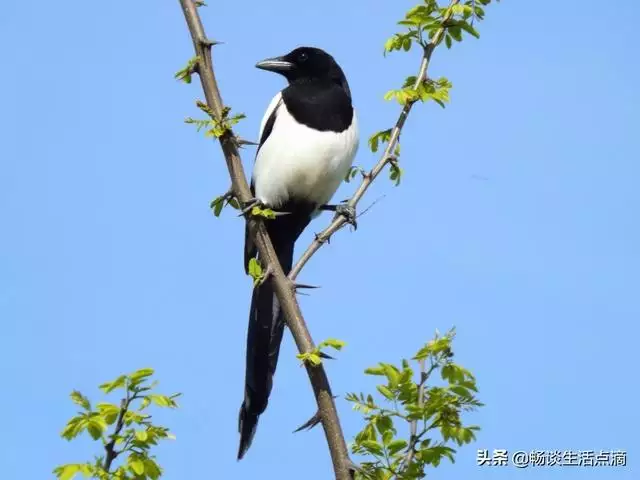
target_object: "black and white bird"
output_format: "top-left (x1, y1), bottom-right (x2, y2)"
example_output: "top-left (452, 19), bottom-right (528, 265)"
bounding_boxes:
top-left (237, 46), bottom-right (359, 459)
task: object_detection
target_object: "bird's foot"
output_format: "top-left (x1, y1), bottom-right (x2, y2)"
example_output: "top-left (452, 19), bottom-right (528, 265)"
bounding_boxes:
top-left (320, 202), bottom-right (357, 230)
top-left (240, 198), bottom-right (290, 218)
top-left (240, 197), bottom-right (262, 216)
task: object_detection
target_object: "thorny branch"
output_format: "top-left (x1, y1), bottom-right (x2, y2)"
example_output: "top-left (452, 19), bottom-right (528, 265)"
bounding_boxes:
top-left (289, 0), bottom-right (461, 281)
top-left (179, 0), bottom-right (465, 477)
top-left (177, 1), bottom-right (351, 478)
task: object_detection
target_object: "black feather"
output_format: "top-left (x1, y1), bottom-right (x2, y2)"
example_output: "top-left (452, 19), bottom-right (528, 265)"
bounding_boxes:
top-left (238, 200), bottom-right (315, 459)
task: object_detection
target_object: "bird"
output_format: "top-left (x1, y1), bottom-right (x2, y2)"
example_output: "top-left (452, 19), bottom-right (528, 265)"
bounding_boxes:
top-left (237, 46), bottom-right (359, 460)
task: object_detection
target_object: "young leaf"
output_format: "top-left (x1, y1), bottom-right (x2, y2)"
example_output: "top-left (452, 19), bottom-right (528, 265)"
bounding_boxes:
top-left (96, 403), bottom-right (120, 425)
top-left (174, 56), bottom-right (199, 84)
top-left (296, 352), bottom-right (322, 366)
top-left (70, 391), bottom-right (91, 411)
top-left (129, 368), bottom-right (154, 384)
top-left (99, 375), bottom-right (126, 394)
top-left (317, 338), bottom-right (346, 351)
top-left (247, 258), bottom-right (264, 285)
top-left (250, 206), bottom-right (276, 219)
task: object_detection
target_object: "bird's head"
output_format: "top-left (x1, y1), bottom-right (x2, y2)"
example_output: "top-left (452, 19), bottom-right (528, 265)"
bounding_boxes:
top-left (255, 46), bottom-right (347, 87)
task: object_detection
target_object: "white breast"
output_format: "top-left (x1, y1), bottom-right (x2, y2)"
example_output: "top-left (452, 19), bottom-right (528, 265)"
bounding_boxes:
top-left (252, 92), bottom-right (359, 209)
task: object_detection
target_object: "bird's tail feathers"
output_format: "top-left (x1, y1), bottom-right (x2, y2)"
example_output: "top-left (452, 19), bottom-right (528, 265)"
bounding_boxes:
top-left (238, 205), bottom-right (314, 459)
top-left (237, 234), bottom-right (295, 459)
top-left (237, 402), bottom-right (259, 460)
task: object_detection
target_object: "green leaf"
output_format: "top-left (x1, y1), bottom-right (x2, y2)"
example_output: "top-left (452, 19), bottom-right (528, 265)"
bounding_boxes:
top-left (54, 464), bottom-right (79, 480)
top-left (227, 197), bottom-right (240, 210)
top-left (53, 464), bottom-right (92, 480)
top-left (368, 129), bottom-right (392, 153)
top-left (445, 34), bottom-right (453, 48)
top-left (70, 391), bottom-right (91, 411)
top-left (190, 102), bottom-right (246, 138)
top-left (130, 368), bottom-right (154, 384)
top-left (375, 415), bottom-right (394, 435)
top-left (387, 439), bottom-right (408, 456)
top-left (361, 440), bottom-right (384, 456)
top-left (144, 458), bottom-right (162, 480)
top-left (86, 416), bottom-right (107, 440)
top-left (139, 397), bottom-right (151, 411)
top-left (296, 352), bottom-right (322, 366)
top-left (382, 429), bottom-right (394, 446)
top-left (364, 365), bottom-right (385, 376)
top-left (128, 458), bottom-right (145, 476)
top-left (345, 165), bottom-right (366, 182)
top-left (382, 364), bottom-right (400, 388)
top-left (449, 385), bottom-right (472, 398)
top-left (96, 402), bottom-right (120, 425)
top-left (247, 258), bottom-right (264, 285)
top-left (317, 338), bottom-right (346, 351)
top-left (459, 20), bottom-right (480, 38)
top-left (376, 385), bottom-right (395, 400)
top-left (99, 375), bottom-right (126, 394)
top-left (210, 195), bottom-right (226, 217)
top-left (147, 394), bottom-right (179, 408)
top-left (389, 163), bottom-right (404, 186)
top-left (61, 416), bottom-right (87, 440)
top-left (449, 26), bottom-right (463, 42)
top-left (251, 205), bottom-right (276, 219)
top-left (135, 429), bottom-right (149, 442)
top-left (174, 56), bottom-right (199, 84)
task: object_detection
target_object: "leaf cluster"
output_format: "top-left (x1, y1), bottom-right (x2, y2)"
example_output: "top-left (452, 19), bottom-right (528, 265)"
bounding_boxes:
top-left (54, 368), bottom-right (179, 480)
top-left (363, 0), bottom-right (495, 190)
top-left (185, 101), bottom-right (246, 139)
top-left (384, 0), bottom-right (491, 57)
top-left (209, 192), bottom-right (240, 217)
top-left (297, 338), bottom-right (346, 366)
top-left (174, 56), bottom-right (199, 84)
top-left (347, 330), bottom-right (483, 479)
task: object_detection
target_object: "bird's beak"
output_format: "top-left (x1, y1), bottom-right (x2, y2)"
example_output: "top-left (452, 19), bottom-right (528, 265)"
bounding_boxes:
top-left (255, 56), bottom-right (294, 73)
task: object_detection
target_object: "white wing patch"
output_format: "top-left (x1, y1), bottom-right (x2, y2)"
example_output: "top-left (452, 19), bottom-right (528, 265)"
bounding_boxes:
top-left (252, 93), bottom-right (359, 209)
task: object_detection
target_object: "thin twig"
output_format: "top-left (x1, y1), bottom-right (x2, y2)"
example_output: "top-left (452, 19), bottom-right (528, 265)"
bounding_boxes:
top-left (288, 0), bottom-right (461, 281)
top-left (177, 1), bottom-right (351, 477)
top-left (400, 359), bottom-right (431, 472)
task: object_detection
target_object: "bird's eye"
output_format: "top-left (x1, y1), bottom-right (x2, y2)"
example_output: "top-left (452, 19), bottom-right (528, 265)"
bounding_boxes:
top-left (298, 52), bottom-right (308, 62)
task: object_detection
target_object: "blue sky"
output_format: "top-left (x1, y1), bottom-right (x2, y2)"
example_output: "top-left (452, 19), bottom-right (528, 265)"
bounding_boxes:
top-left (1, 0), bottom-right (637, 478)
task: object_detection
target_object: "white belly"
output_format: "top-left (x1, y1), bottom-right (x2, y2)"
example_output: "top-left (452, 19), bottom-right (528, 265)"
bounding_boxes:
top-left (252, 94), bottom-right (359, 209)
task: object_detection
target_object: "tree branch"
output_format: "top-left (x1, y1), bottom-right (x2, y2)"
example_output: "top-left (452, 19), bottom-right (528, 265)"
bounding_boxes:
top-left (103, 392), bottom-right (130, 473)
top-left (289, 0), bottom-right (461, 281)
top-left (177, 1), bottom-right (351, 478)
top-left (400, 358), bottom-right (431, 473)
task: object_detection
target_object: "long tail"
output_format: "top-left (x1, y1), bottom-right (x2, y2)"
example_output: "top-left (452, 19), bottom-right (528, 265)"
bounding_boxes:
top-left (238, 206), bottom-right (312, 460)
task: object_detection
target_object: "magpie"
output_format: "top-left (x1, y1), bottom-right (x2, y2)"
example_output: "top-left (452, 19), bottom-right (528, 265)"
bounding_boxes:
top-left (237, 46), bottom-right (359, 459)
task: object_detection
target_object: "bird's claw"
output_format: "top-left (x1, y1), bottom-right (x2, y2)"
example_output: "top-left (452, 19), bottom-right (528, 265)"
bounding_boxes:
top-left (240, 198), bottom-right (262, 216)
top-left (319, 202), bottom-right (357, 229)
top-left (335, 204), bottom-right (357, 230)
top-left (240, 198), bottom-right (290, 218)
